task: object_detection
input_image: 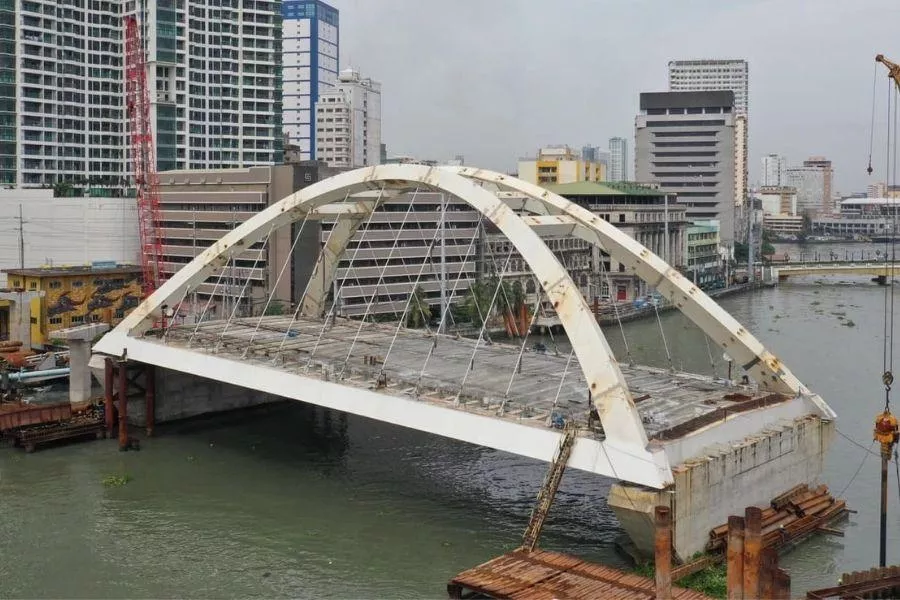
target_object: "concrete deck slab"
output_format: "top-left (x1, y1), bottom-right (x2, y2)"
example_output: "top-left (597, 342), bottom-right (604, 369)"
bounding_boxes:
top-left (161, 315), bottom-right (780, 441)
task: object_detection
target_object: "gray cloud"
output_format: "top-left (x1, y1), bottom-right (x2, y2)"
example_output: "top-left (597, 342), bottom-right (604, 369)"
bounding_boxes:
top-left (330, 0), bottom-right (900, 192)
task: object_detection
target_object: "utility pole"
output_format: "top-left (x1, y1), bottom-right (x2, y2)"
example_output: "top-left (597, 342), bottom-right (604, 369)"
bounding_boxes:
top-left (191, 209), bottom-right (198, 322)
top-left (663, 194), bottom-right (669, 265)
top-left (17, 203), bottom-right (24, 269)
top-left (747, 205), bottom-right (755, 283)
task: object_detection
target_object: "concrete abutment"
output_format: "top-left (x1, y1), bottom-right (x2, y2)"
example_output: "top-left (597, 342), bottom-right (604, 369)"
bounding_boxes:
top-left (609, 415), bottom-right (834, 561)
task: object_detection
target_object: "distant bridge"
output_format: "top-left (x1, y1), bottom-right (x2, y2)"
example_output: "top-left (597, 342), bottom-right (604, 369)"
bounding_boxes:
top-left (774, 261), bottom-right (897, 282)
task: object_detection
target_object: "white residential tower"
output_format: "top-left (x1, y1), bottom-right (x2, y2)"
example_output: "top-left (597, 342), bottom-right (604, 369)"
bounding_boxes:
top-left (282, 0), bottom-right (339, 161)
top-left (315, 68), bottom-right (382, 168)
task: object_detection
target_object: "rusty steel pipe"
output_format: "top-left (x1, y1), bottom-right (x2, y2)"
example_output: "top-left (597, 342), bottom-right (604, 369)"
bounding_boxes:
top-left (773, 567), bottom-right (791, 599)
top-left (882, 443), bottom-right (891, 567)
top-left (103, 358), bottom-right (114, 436)
top-left (654, 505), bottom-right (672, 600)
top-left (759, 547), bottom-right (777, 599)
top-left (145, 364), bottom-right (155, 437)
top-left (726, 515), bottom-right (745, 600)
top-left (117, 361), bottom-right (128, 450)
top-left (743, 506), bottom-right (763, 599)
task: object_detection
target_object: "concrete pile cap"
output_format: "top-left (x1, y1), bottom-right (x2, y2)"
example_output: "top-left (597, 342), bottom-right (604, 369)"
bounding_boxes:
top-left (55, 323), bottom-right (110, 340)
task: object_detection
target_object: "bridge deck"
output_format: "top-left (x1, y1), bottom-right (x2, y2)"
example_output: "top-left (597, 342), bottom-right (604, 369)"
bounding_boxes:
top-left (159, 316), bottom-right (781, 441)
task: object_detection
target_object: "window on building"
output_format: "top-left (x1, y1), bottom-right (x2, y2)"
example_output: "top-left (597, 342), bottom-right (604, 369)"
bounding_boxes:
top-left (49, 280), bottom-right (62, 289)
top-left (115, 309), bottom-right (125, 319)
top-left (49, 316), bottom-right (63, 325)
top-left (71, 315), bottom-right (84, 324)
top-left (618, 214), bottom-right (625, 223)
top-left (29, 282), bottom-right (37, 290)
top-left (72, 280), bottom-right (83, 288)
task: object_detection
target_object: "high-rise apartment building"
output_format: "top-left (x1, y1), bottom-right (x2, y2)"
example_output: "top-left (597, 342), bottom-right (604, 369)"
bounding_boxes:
top-left (8, 2), bottom-right (283, 188)
top-left (283, 0), bottom-right (339, 161)
top-left (761, 154), bottom-right (787, 187)
top-left (608, 137), bottom-right (628, 182)
top-left (315, 68), bottom-right (381, 168)
top-left (635, 91), bottom-right (737, 245)
top-left (668, 59), bottom-right (749, 116)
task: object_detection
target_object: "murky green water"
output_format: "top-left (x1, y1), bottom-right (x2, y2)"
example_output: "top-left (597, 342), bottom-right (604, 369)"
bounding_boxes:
top-left (0, 261), bottom-right (896, 597)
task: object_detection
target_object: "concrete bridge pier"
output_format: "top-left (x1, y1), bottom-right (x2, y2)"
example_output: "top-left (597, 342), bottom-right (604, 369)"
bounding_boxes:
top-left (608, 414), bottom-right (834, 561)
top-left (56, 323), bottom-right (109, 404)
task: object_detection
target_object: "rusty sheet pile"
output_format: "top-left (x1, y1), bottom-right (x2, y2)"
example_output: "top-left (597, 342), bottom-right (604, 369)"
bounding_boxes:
top-left (447, 549), bottom-right (712, 600)
top-left (807, 565), bottom-right (900, 599)
top-left (707, 484), bottom-right (849, 553)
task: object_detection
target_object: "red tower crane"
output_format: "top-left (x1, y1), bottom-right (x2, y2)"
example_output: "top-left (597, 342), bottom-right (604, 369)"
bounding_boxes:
top-left (124, 15), bottom-right (163, 298)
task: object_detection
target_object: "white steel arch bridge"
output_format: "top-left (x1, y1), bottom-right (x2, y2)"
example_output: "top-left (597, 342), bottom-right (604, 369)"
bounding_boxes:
top-left (94, 165), bottom-right (835, 548)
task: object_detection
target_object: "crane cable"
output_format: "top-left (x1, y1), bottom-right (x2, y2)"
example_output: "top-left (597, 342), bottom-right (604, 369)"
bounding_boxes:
top-left (888, 80), bottom-right (898, 412)
top-left (870, 62), bottom-right (879, 176)
top-left (877, 76), bottom-right (899, 412)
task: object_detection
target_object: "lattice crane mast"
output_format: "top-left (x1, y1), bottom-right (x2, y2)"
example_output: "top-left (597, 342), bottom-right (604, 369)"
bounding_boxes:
top-left (124, 14), bottom-right (163, 298)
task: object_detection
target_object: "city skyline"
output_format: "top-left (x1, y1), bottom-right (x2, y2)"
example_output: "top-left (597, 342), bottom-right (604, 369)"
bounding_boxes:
top-left (329, 0), bottom-right (899, 192)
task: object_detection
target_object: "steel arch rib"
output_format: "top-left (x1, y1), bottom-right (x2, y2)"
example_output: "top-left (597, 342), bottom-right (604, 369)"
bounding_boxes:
top-left (448, 166), bottom-right (834, 419)
top-left (94, 164), bottom-right (669, 479)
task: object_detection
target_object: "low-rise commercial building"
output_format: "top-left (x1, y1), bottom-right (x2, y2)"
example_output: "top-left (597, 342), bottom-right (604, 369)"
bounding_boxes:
top-left (517, 145), bottom-right (607, 186)
top-left (328, 191), bottom-right (482, 319)
top-left (684, 220), bottom-right (721, 287)
top-left (156, 163), bottom-right (340, 321)
top-left (3, 264), bottom-right (141, 348)
top-left (839, 197), bottom-right (900, 218)
top-left (811, 216), bottom-right (891, 237)
top-left (546, 181), bottom-right (687, 301)
top-left (763, 214), bottom-right (804, 235)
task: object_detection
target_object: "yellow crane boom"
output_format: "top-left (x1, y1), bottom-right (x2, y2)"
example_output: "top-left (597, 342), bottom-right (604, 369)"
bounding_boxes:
top-left (876, 54), bottom-right (900, 91)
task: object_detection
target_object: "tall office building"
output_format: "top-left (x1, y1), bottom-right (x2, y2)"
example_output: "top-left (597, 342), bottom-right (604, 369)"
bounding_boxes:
top-left (785, 157), bottom-right (833, 216)
top-left (635, 91), bottom-right (737, 245)
top-left (669, 59), bottom-right (749, 211)
top-left (315, 68), bottom-right (381, 168)
top-left (7, 2), bottom-right (283, 188)
top-left (608, 137), bottom-right (628, 181)
top-left (668, 59), bottom-right (749, 116)
top-left (283, 0), bottom-right (339, 161)
top-left (761, 154), bottom-right (787, 187)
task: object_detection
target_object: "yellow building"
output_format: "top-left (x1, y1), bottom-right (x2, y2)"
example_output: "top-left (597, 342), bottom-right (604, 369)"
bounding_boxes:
top-left (3, 264), bottom-right (142, 346)
top-left (517, 145), bottom-right (607, 186)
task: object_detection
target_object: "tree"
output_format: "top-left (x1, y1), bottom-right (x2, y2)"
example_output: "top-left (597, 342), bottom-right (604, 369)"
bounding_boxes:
top-left (509, 280), bottom-right (526, 313)
top-left (53, 180), bottom-right (73, 197)
top-left (733, 242), bottom-right (749, 263)
top-left (263, 301), bottom-right (285, 316)
top-left (463, 279), bottom-right (495, 327)
top-left (406, 286), bottom-right (432, 328)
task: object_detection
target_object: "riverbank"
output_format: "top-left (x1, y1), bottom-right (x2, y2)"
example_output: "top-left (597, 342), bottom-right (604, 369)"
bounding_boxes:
top-left (595, 281), bottom-right (776, 327)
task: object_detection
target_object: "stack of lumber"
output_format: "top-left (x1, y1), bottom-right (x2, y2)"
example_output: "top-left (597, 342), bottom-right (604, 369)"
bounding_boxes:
top-left (707, 484), bottom-right (848, 553)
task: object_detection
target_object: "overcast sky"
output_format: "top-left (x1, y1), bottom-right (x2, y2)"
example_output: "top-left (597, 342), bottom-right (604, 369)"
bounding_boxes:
top-left (330, 0), bottom-right (900, 193)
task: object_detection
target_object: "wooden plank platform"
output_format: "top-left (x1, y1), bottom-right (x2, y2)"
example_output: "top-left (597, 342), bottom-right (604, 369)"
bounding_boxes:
top-left (447, 549), bottom-right (712, 600)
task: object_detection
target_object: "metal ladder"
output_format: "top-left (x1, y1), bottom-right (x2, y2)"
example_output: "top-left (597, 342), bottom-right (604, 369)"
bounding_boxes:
top-left (521, 422), bottom-right (578, 552)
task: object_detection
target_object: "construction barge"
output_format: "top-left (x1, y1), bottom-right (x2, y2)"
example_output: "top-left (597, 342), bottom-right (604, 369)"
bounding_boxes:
top-left (0, 399), bottom-right (105, 453)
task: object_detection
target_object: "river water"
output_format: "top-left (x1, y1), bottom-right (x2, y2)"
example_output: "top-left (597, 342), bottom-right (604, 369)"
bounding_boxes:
top-left (0, 244), bottom-right (897, 597)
